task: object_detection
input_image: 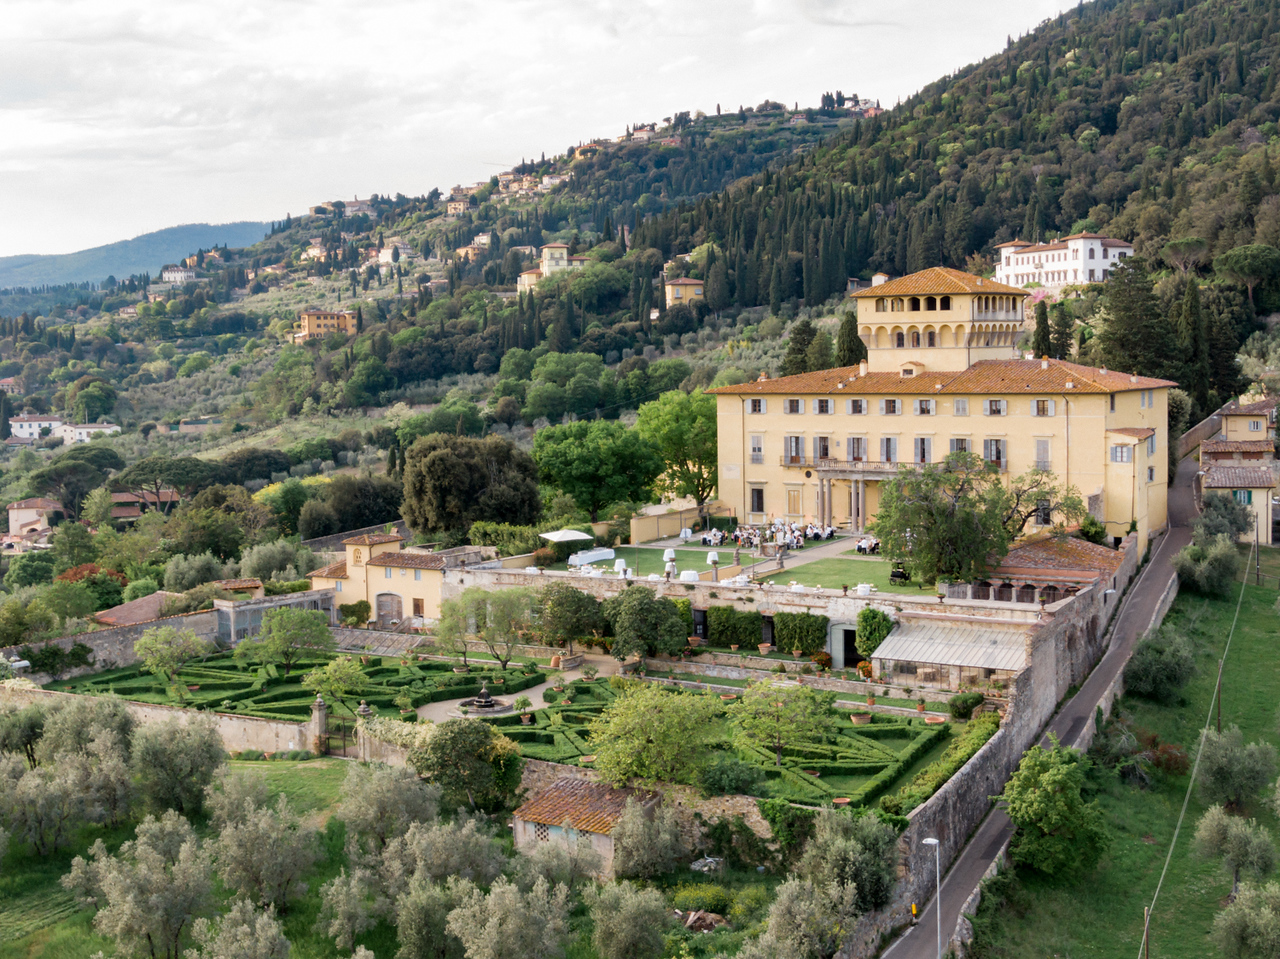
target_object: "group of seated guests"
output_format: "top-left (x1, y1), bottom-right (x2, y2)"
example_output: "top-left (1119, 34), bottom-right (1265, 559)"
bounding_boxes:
top-left (700, 527), bottom-right (729, 546)
top-left (853, 536), bottom-right (881, 554)
top-left (717, 521), bottom-right (837, 551)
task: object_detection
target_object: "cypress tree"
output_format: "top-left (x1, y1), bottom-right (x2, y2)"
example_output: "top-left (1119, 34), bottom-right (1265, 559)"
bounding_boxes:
top-left (781, 319), bottom-right (817, 376)
top-left (1095, 257), bottom-right (1174, 379)
top-left (1032, 300), bottom-right (1052, 357)
top-left (1049, 302), bottom-right (1074, 360)
top-left (1175, 280), bottom-right (1210, 410)
top-left (769, 261), bottom-right (784, 315)
top-left (835, 313), bottom-right (867, 367)
top-left (0, 394), bottom-right (10, 440)
top-left (1207, 307), bottom-right (1241, 400)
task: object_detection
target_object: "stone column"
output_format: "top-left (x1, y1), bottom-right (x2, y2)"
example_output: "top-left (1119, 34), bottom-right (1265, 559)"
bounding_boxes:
top-left (309, 694), bottom-right (328, 756)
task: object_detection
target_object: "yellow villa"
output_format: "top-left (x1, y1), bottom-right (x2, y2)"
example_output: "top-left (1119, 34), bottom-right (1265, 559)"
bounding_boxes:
top-left (708, 267), bottom-right (1175, 550)
top-left (309, 533), bottom-right (447, 627)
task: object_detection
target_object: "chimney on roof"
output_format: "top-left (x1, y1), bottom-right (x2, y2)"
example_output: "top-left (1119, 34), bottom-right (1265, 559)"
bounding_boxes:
top-left (859, 360), bottom-right (868, 376)
top-left (871, 272), bottom-right (889, 287)
top-left (976, 278), bottom-right (983, 286)
top-left (1042, 358), bottom-right (1049, 370)
top-left (758, 372), bottom-right (768, 381)
top-left (1100, 367), bottom-right (1107, 375)
top-left (1130, 373), bottom-right (1137, 383)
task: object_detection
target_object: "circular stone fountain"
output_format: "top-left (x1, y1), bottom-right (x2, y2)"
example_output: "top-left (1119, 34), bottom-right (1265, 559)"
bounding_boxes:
top-left (457, 681), bottom-right (512, 715)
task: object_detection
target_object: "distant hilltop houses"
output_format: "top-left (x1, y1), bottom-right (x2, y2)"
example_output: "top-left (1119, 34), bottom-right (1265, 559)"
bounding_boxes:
top-left (994, 233), bottom-right (1135, 294)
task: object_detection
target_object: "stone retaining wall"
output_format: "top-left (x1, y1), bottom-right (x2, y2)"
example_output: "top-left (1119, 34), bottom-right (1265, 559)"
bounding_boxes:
top-left (1, 610), bottom-right (219, 685)
top-left (0, 684), bottom-right (322, 755)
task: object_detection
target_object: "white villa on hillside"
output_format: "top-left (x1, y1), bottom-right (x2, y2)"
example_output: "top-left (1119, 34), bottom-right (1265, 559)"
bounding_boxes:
top-left (994, 233), bottom-right (1133, 293)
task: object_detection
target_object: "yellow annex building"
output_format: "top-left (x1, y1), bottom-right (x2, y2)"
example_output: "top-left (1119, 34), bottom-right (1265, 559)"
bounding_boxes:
top-left (709, 267), bottom-right (1175, 550)
top-left (308, 533), bottom-right (446, 627)
top-left (296, 309), bottom-right (356, 341)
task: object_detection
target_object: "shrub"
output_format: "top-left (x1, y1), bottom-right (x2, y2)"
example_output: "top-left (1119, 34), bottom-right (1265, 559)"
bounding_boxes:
top-left (1173, 533), bottom-right (1244, 597)
top-left (699, 756), bottom-right (765, 797)
top-left (612, 799), bottom-right (686, 879)
top-left (774, 611), bottom-right (829, 656)
top-left (671, 882), bottom-right (732, 915)
top-left (885, 713), bottom-right (999, 814)
top-left (855, 608), bottom-right (893, 659)
top-left (338, 600), bottom-right (372, 626)
top-left (729, 885), bottom-right (773, 925)
top-left (948, 691), bottom-right (985, 720)
top-left (542, 688), bottom-right (561, 704)
top-left (531, 547), bottom-right (555, 567)
top-left (812, 651), bottom-right (833, 670)
top-left (163, 552), bottom-right (224, 592)
top-left (1079, 514), bottom-right (1108, 544)
top-left (1123, 628), bottom-right (1195, 703)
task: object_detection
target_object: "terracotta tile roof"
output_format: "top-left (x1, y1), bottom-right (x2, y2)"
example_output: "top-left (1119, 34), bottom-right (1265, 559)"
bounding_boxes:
top-left (212, 578), bottom-right (263, 591)
top-left (666, 278), bottom-right (703, 286)
top-left (1224, 398), bottom-right (1278, 416)
top-left (513, 779), bottom-right (653, 834)
top-left (310, 560), bottom-right (347, 579)
top-left (997, 537), bottom-right (1126, 576)
top-left (7, 497), bottom-right (62, 511)
top-left (110, 506), bottom-right (143, 519)
top-left (849, 267), bottom-right (1026, 298)
top-left (707, 359), bottom-right (1176, 397)
top-left (1202, 439), bottom-right (1274, 454)
top-left (365, 552), bottom-right (446, 570)
top-left (341, 533), bottom-right (404, 546)
top-left (1203, 467), bottom-right (1277, 490)
top-left (1108, 427), bottom-right (1156, 439)
top-left (111, 490), bottom-right (179, 504)
top-left (94, 591), bottom-right (181, 627)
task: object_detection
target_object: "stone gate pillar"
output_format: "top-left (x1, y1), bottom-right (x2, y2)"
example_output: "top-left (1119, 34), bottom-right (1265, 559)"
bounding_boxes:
top-left (309, 694), bottom-right (327, 756)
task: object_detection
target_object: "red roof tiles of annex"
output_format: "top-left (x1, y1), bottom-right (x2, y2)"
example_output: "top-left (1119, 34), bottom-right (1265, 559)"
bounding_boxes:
top-left (848, 267), bottom-right (1025, 298)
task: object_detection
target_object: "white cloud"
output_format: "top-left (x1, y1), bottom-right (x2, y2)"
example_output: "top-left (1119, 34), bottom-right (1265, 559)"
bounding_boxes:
top-left (0, 0), bottom-right (1065, 257)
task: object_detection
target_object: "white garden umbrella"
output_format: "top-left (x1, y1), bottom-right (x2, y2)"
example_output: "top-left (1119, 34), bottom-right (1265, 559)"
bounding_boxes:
top-left (539, 529), bottom-right (595, 543)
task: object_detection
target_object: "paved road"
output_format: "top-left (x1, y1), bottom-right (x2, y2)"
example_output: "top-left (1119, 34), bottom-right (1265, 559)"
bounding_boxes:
top-left (882, 457), bottom-right (1198, 959)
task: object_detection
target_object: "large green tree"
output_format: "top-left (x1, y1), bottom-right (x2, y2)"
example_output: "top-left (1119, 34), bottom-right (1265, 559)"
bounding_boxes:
top-left (1176, 279), bottom-right (1211, 411)
top-left (601, 585), bottom-right (688, 660)
top-left (533, 421), bottom-right (662, 522)
top-left (408, 718), bottom-right (523, 811)
top-left (1214, 244), bottom-right (1280, 307)
top-left (997, 737), bottom-right (1108, 877)
top-left (401, 434), bottom-right (540, 534)
top-left (234, 608), bottom-right (335, 675)
top-left (1032, 300), bottom-right (1052, 357)
top-left (587, 683), bottom-right (722, 785)
top-left (1095, 257), bottom-right (1176, 380)
top-left (635, 389), bottom-right (718, 514)
top-left (835, 313), bottom-right (867, 367)
top-left (731, 680), bottom-right (836, 767)
top-left (870, 452), bottom-right (1083, 583)
top-left (536, 583), bottom-right (604, 655)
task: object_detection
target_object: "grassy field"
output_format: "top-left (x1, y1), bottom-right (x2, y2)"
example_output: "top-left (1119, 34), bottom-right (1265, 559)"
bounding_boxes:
top-left (549, 546), bottom-right (707, 577)
top-left (758, 556), bottom-right (928, 594)
top-left (969, 568), bottom-right (1280, 959)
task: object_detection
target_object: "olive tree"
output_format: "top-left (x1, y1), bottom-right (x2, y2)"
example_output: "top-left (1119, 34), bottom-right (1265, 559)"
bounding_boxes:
top-left (611, 799), bottom-right (686, 879)
top-left (731, 681), bottom-right (836, 767)
top-left (133, 625), bottom-right (213, 684)
top-left (736, 877), bottom-right (862, 959)
top-left (1198, 726), bottom-right (1278, 812)
top-left (392, 876), bottom-right (468, 959)
top-left (1195, 805), bottom-right (1276, 897)
top-left (380, 819), bottom-right (507, 897)
top-left (586, 683), bottom-right (722, 786)
top-left (234, 607), bottom-right (335, 674)
top-left (337, 763), bottom-right (441, 853)
top-left (1214, 880), bottom-right (1280, 958)
top-left (132, 715), bottom-right (226, 815)
top-left (186, 900), bottom-right (292, 959)
top-left (314, 868), bottom-right (385, 953)
top-left (797, 809), bottom-right (899, 912)
top-left (63, 810), bottom-right (214, 959)
top-left (205, 767), bottom-right (272, 828)
top-left (514, 830), bottom-right (602, 894)
top-left (215, 795), bottom-right (320, 912)
top-left (409, 718), bottom-right (523, 812)
top-left (445, 876), bottom-right (571, 959)
top-left (586, 881), bottom-right (668, 959)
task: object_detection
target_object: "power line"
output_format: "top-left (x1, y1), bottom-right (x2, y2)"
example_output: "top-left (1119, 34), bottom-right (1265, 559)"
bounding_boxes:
top-left (1137, 544), bottom-right (1254, 959)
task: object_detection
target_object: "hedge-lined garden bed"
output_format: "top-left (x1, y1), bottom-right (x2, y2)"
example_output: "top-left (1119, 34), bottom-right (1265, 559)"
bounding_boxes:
top-left (476, 678), bottom-right (957, 808)
top-left (47, 653), bottom-right (546, 721)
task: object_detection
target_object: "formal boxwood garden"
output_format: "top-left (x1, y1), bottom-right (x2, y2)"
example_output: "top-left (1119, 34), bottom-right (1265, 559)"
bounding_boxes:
top-left (45, 653), bottom-right (547, 722)
top-left (482, 677), bottom-right (954, 809)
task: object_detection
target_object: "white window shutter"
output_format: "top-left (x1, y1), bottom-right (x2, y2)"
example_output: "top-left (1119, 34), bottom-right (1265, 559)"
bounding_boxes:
top-left (879, 399), bottom-right (886, 414)
top-left (760, 399), bottom-right (767, 414)
top-left (999, 400), bottom-right (1007, 415)
top-left (846, 399), bottom-right (853, 414)
top-left (812, 400), bottom-right (820, 414)
top-left (1047, 399), bottom-right (1056, 416)
top-left (982, 401), bottom-right (989, 416)
top-left (913, 399), bottom-right (920, 414)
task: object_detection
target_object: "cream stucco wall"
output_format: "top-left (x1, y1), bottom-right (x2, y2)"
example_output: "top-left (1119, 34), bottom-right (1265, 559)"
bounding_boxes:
top-left (1221, 412), bottom-right (1274, 442)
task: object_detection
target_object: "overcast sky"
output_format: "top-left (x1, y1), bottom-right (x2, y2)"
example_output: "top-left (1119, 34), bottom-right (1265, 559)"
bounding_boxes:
top-left (1, 0), bottom-right (1067, 258)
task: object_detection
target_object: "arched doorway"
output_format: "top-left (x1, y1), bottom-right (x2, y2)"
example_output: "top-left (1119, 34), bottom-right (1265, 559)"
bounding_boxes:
top-left (375, 592), bottom-right (403, 627)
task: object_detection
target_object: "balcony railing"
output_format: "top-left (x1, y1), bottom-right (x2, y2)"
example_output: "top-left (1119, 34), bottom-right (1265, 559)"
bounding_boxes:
top-left (750, 452), bottom-right (765, 464)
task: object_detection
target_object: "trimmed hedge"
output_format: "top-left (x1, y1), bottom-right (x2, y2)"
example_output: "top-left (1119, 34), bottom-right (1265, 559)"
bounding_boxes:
top-left (706, 606), bottom-right (764, 648)
top-left (881, 712), bottom-right (1000, 814)
top-left (774, 611), bottom-right (829, 656)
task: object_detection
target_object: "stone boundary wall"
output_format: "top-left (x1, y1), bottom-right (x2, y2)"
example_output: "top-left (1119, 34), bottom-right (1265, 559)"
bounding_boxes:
top-left (0, 685), bottom-right (322, 755)
top-left (840, 534), bottom-right (1142, 956)
top-left (1180, 404), bottom-right (1226, 458)
top-left (330, 627), bottom-right (553, 664)
top-left (1, 610), bottom-right (219, 685)
top-left (950, 835), bottom-right (1012, 958)
top-left (301, 521), bottom-right (413, 551)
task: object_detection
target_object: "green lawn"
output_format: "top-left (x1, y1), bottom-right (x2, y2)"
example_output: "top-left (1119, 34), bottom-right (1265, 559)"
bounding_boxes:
top-left (759, 556), bottom-right (929, 594)
top-left (969, 582), bottom-right (1280, 959)
top-left (548, 546), bottom-right (708, 577)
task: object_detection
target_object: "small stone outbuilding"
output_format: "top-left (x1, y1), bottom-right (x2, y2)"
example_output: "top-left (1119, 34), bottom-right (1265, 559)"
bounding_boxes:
top-left (512, 779), bottom-right (655, 879)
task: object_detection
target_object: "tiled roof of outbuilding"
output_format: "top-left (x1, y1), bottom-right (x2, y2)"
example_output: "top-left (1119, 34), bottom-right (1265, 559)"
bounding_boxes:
top-left (513, 779), bottom-right (653, 834)
top-left (1203, 468), bottom-right (1277, 490)
top-left (848, 267), bottom-right (1025, 298)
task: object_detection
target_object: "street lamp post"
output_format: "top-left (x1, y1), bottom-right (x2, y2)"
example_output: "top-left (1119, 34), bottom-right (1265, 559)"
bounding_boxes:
top-left (922, 837), bottom-right (941, 959)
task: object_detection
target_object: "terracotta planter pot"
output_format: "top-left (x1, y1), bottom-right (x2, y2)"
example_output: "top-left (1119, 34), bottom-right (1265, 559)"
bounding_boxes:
top-left (866, 695), bottom-right (876, 706)
top-left (521, 714), bottom-right (532, 724)
top-left (562, 700), bottom-right (573, 705)
top-left (851, 713), bottom-right (872, 725)
top-left (688, 636), bottom-right (703, 648)
top-left (925, 715), bottom-right (947, 725)
top-left (581, 754), bottom-right (596, 764)
top-left (832, 797), bottom-right (851, 807)
top-left (758, 644), bottom-right (772, 655)
top-left (453, 666), bottom-right (469, 674)
top-left (730, 645), bottom-right (739, 651)
top-left (187, 685), bottom-right (200, 691)
top-left (720, 694), bottom-right (737, 701)
top-left (792, 649), bottom-right (803, 659)
top-left (550, 655), bottom-right (561, 668)
top-left (360, 656), bottom-right (370, 665)
top-left (917, 703), bottom-right (927, 713)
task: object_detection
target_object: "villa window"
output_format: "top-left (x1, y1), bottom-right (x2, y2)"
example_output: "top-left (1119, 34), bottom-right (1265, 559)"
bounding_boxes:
top-left (881, 437), bottom-right (897, 463)
top-left (983, 439), bottom-right (1006, 466)
top-left (750, 488), bottom-right (765, 512)
top-left (1250, 419), bottom-right (1263, 432)
top-left (1110, 445), bottom-right (1132, 463)
top-left (749, 398), bottom-right (767, 414)
top-left (1147, 435), bottom-right (1157, 456)
top-left (385, 567), bottom-right (392, 579)
top-left (953, 398), bottom-right (969, 416)
top-left (895, 332), bottom-right (905, 348)
top-left (940, 295), bottom-right (951, 310)
top-left (914, 399), bottom-right (935, 415)
top-left (848, 436), bottom-right (866, 461)
top-left (847, 398), bottom-right (867, 415)
top-left (786, 398), bottom-right (802, 414)
top-left (1035, 500), bottom-right (1052, 525)
top-left (750, 435), bottom-right (764, 464)
top-left (984, 399), bottom-right (1007, 416)
top-left (949, 438), bottom-right (969, 453)
top-left (1234, 489), bottom-right (1254, 505)
top-left (925, 296), bottom-right (936, 310)
top-left (914, 437), bottom-right (931, 463)
top-left (927, 331), bottom-right (936, 347)
top-left (881, 399), bottom-right (900, 415)
top-left (415, 569), bottom-right (422, 581)
top-left (814, 399), bottom-right (832, 415)
top-left (875, 298), bottom-right (887, 312)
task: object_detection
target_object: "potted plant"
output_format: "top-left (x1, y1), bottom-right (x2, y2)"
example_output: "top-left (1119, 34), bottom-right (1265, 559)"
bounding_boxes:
top-left (917, 697), bottom-right (927, 713)
top-left (758, 642), bottom-right (773, 655)
top-left (394, 691), bottom-right (415, 715)
top-left (581, 664), bottom-right (599, 681)
top-left (730, 644), bottom-right (739, 652)
top-left (866, 692), bottom-right (876, 706)
top-left (459, 706), bottom-right (470, 715)
top-left (514, 695), bottom-right (533, 723)
top-left (850, 710), bottom-right (872, 726)
top-left (792, 648), bottom-right (803, 659)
